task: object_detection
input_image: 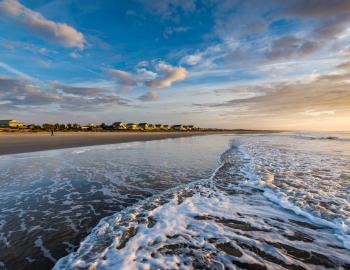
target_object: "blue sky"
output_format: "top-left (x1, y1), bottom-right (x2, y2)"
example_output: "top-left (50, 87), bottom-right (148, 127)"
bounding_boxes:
top-left (1, 0), bottom-right (350, 130)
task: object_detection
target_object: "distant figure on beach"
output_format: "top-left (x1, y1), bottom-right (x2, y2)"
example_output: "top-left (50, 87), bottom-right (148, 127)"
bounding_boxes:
top-left (51, 129), bottom-right (54, 136)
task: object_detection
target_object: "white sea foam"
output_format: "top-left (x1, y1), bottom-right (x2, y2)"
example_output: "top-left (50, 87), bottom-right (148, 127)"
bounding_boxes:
top-left (72, 149), bottom-right (90, 154)
top-left (35, 237), bottom-right (57, 263)
top-left (262, 189), bottom-right (350, 249)
top-left (1, 133), bottom-right (350, 269)
top-left (0, 135), bottom-right (232, 269)
top-left (55, 180), bottom-right (350, 269)
top-left (53, 133), bottom-right (350, 269)
top-left (292, 132), bottom-right (350, 142)
top-left (236, 134), bottom-right (350, 250)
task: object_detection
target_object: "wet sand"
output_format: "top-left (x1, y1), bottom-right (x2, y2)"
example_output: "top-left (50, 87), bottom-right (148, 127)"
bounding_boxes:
top-left (0, 131), bottom-right (240, 155)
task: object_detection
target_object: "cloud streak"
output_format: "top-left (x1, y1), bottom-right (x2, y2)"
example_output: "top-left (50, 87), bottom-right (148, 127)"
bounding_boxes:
top-left (107, 69), bottom-right (138, 91)
top-left (285, 0), bottom-right (350, 18)
top-left (265, 36), bottom-right (319, 60)
top-left (0, 0), bottom-right (85, 49)
top-left (0, 76), bottom-right (128, 111)
top-left (140, 0), bottom-right (196, 19)
top-left (195, 60), bottom-right (350, 122)
top-left (138, 91), bottom-right (160, 102)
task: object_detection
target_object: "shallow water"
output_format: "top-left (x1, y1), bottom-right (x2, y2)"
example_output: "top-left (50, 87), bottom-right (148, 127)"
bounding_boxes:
top-left (1, 133), bottom-right (350, 270)
top-left (54, 132), bottom-right (350, 270)
top-left (0, 136), bottom-right (231, 270)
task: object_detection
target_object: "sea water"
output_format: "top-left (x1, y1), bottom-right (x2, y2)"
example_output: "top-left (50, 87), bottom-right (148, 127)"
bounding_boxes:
top-left (1, 133), bottom-right (350, 269)
top-left (0, 136), bottom-right (230, 270)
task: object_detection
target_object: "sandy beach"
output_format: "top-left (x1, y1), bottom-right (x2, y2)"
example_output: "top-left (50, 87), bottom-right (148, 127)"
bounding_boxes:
top-left (0, 131), bottom-right (240, 155)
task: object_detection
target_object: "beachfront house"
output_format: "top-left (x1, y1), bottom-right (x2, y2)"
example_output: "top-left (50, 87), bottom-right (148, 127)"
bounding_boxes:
top-left (183, 125), bottom-right (196, 130)
top-left (163, 125), bottom-right (170, 130)
top-left (127, 123), bottom-right (139, 130)
top-left (172, 124), bottom-right (185, 131)
top-left (188, 125), bottom-right (196, 130)
top-left (0, 119), bottom-right (24, 128)
top-left (138, 123), bottom-right (150, 130)
top-left (112, 122), bottom-right (127, 130)
top-left (81, 123), bottom-right (96, 130)
top-left (155, 124), bottom-right (163, 130)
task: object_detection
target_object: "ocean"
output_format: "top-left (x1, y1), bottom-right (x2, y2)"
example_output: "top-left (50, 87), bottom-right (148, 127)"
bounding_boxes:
top-left (0, 133), bottom-right (349, 269)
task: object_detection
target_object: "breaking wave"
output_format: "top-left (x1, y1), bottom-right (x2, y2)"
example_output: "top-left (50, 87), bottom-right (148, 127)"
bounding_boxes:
top-left (294, 133), bottom-right (350, 142)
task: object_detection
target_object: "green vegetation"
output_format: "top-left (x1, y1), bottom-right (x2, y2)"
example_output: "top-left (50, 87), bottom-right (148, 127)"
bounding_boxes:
top-left (0, 120), bottom-right (231, 133)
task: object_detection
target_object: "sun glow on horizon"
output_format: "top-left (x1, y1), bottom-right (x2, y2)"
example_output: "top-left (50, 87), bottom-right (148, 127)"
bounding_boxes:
top-left (1, 0), bottom-right (350, 130)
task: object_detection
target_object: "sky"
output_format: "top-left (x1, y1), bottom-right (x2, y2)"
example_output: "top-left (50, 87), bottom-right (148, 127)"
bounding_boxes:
top-left (0, 0), bottom-right (350, 130)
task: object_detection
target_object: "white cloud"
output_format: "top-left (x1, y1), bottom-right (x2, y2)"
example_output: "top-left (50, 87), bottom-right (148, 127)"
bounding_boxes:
top-left (140, 0), bottom-right (196, 19)
top-left (0, 0), bottom-right (85, 49)
top-left (37, 59), bottom-right (52, 68)
top-left (181, 53), bottom-right (202, 65)
top-left (146, 62), bottom-right (187, 88)
top-left (301, 110), bottom-right (335, 116)
top-left (136, 60), bottom-right (149, 67)
top-left (164, 26), bottom-right (190, 38)
top-left (197, 69), bottom-right (350, 118)
top-left (137, 68), bottom-right (158, 80)
top-left (69, 51), bottom-right (80, 59)
top-left (0, 61), bottom-right (36, 80)
top-left (107, 68), bottom-right (138, 91)
top-left (108, 62), bottom-right (188, 90)
top-left (0, 76), bottom-right (128, 110)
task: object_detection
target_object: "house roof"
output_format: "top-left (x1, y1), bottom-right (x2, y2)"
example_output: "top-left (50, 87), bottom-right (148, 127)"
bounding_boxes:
top-left (0, 120), bottom-right (23, 125)
top-left (0, 120), bottom-right (14, 124)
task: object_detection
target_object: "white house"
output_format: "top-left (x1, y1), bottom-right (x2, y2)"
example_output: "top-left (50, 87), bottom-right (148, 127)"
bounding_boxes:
top-left (127, 123), bottom-right (139, 130)
top-left (0, 119), bottom-right (24, 128)
top-left (112, 122), bottom-right (127, 130)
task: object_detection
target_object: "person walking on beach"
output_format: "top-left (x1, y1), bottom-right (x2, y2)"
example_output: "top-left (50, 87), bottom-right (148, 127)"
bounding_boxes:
top-left (51, 128), bottom-right (54, 136)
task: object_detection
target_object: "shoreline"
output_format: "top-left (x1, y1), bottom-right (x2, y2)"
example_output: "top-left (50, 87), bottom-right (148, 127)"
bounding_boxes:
top-left (0, 130), bottom-right (277, 156)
